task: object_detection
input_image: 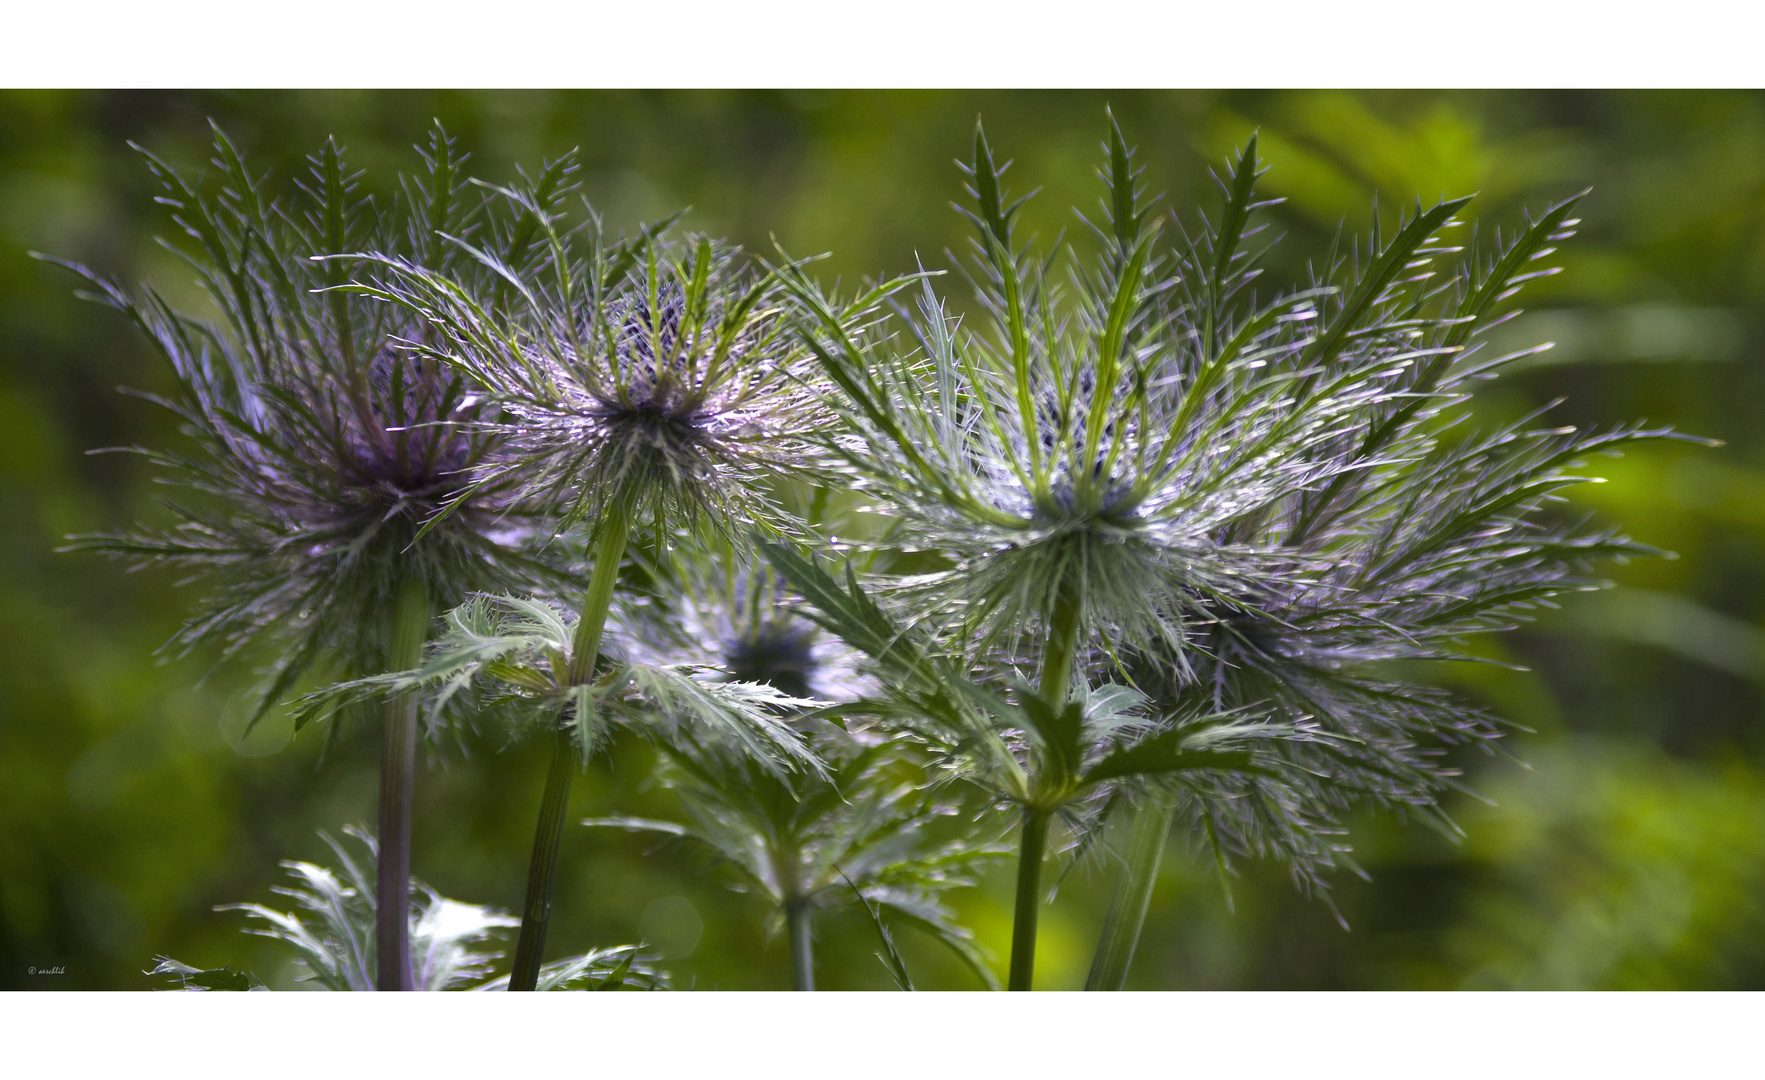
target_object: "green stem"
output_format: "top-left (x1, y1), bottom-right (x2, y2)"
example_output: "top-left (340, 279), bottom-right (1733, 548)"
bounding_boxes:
top-left (508, 505), bottom-right (633, 992)
top-left (1084, 789), bottom-right (1175, 991)
top-left (1005, 568), bottom-right (1084, 992)
top-left (1039, 570), bottom-right (1083, 704)
top-left (1008, 807), bottom-right (1051, 991)
top-left (375, 577), bottom-right (431, 992)
top-left (568, 500), bottom-right (632, 685)
top-left (508, 727), bottom-right (576, 992)
top-left (786, 898), bottom-right (815, 991)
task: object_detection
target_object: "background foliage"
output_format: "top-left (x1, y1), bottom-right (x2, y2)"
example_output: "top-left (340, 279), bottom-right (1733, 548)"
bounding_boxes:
top-left (4, 89), bottom-right (1764, 990)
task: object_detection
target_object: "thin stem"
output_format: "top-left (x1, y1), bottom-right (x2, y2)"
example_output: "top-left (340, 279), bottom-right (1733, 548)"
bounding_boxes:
top-left (1084, 789), bottom-right (1175, 991)
top-left (568, 500), bottom-right (632, 685)
top-left (508, 504), bottom-right (634, 991)
top-left (1005, 566), bottom-right (1084, 992)
top-left (375, 577), bottom-right (431, 992)
top-left (786, 898), bottom-right (815, 991)
top-left (507, 727), bottom-right (577, 992)
top-left (1038, 567), bottom-right (1083, 704)
top-left (1008, 807), bottom-right (1051, 991)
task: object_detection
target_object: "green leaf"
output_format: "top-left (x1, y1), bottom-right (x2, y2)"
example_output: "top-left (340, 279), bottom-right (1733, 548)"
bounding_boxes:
top-left (474, 946), bottom-right (669, 991)
top-left (1212, 134), bottom-right (1261, 287)
top-left (1303, 194), bottom-right (1474, 369)
top-left (1106, 107), bottom-right (1141, 251)
top-left (971, 122), bottom-right (1011, 248)
top-left (878, 903), bottom-right (1003, 992)
top-left (1447, 191), bottom-right (1585, 348)
top-left (620, 663), bottom-right (823, 779)
top-left (496, 152), bottom-right (579, 268)
top-left (593, 955), bottom-right (634, 990)
top-left (148, 956), bottom-right (266, 991)
top-left (1082, 735), bottom-right (1261, 788)
top-left (841, 870), bottom-right (914, 991)
top-left (1018, 692), bottom-right (1086, 792)
top-left (1086, 229), bottom-right (1154, 463)
top-left (601, 210), bottom-right (688, 292)
top-left (757, 541), bottom-right (936, 694)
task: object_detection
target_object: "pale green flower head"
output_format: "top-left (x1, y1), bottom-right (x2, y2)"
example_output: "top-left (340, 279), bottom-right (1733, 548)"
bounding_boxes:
top-left (781, 116), bottom-right (1428, 679)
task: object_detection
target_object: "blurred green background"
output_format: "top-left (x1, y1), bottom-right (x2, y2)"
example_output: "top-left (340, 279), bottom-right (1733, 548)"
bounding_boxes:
top-left (4, 90), bottom-right (1764, 990)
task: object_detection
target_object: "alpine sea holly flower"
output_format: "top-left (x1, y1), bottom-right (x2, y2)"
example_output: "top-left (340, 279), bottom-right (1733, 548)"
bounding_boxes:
top-left (611, 546), bottom-right (877, 704)
top-left (593, 545), bottom-right (986, 990)
top-left (345, 171), bottom-right (871, 989)
top-left (774, 116), bottom-right (1396, 988)
top-left (780, 119), bottom-right (1395, 705)
top-left (364, 193), bottom-right (836, 550)
top-left (1063, 135), bottom-right (1699, 987)
top-left (780, 113), bottom-right (1697, 991)
top-left (46, 126), bottom-right (565, 991)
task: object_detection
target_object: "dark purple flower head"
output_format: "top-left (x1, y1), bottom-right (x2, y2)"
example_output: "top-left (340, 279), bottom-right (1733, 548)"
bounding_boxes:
top-left (54, 127), bottom-right (564, 715)
top-left (361, 189), bottom-right (836, 550)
